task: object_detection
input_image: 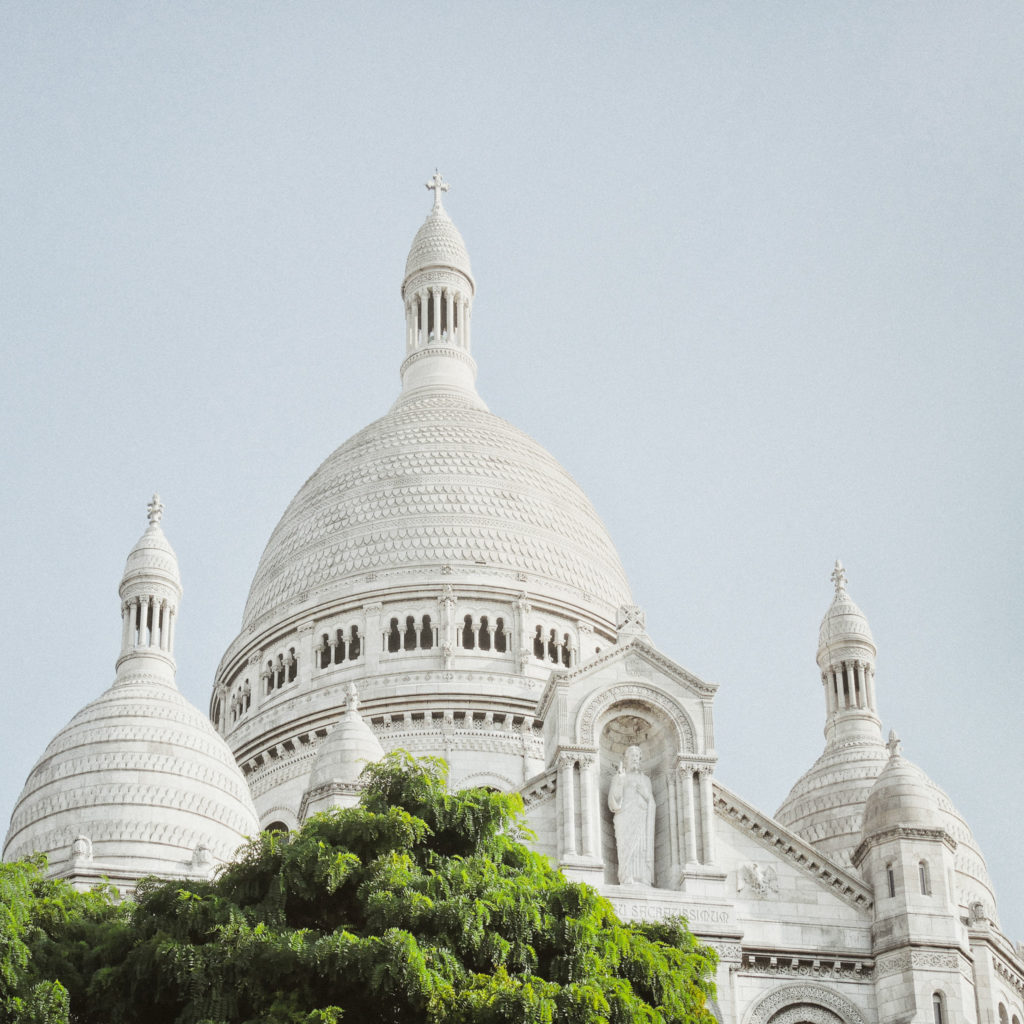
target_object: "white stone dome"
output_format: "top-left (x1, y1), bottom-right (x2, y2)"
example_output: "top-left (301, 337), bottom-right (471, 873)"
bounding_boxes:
top-left (3, 676), bottom-right (260, 882)
top-left (123, 515), bottom-right (181, 590)
top-left (403, 202), bottom-right (473, 286)
top-left (861, 744), bottom-right (942, 836)
top-left (241, 389), bottom-right (632, 629)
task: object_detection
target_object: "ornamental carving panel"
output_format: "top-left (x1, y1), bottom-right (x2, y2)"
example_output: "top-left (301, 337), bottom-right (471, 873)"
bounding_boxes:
top-left (578, 683), bottom-right (696, 752)
top-left (746, 983), bottom-right (866, 1024)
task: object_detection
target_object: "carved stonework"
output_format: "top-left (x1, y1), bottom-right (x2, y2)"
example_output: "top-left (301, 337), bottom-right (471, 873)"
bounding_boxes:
top-left (738, 862), bottom-right (779, 899)
top-left (577, 683), bottom-right (696, 751)
top-left (746, 983), bottom-right (867, 1024)
top-left (874, 950), bottom-right (960, 976)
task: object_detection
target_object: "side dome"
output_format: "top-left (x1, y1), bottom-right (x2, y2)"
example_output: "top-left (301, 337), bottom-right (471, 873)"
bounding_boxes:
top-left (241, 390), bottom-right (632, 630)
top-left (300, 684), bottom-right (384, 820)
top-left (861, 733), bottom-right (942, 836)
top-left (3, 678), bottom-right (260, 882)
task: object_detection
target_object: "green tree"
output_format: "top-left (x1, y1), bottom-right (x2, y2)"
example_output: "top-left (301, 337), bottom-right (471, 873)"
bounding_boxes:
top-left (5, 754), bottom-right (717, 1024)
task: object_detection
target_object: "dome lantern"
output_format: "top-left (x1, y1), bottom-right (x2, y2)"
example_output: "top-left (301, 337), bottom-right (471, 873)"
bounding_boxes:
top-left (398, 172), bottom-right (483, 406)
top-left (817, 560), bottom-right (880, 747)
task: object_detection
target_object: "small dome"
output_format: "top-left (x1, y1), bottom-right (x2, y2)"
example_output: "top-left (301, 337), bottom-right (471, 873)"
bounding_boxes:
top-left (307, 690), bottom-right (384, 793)
top-left (122, 495), bottom-right (181, 591)
top-left (403, 195), bottom-right (473, 286)
top-left (3, 676), bottom-right (260, 882)
top-left (861, 734), bottom-right (942, 837)
top-left (818, 561), bottom-right (874, 651)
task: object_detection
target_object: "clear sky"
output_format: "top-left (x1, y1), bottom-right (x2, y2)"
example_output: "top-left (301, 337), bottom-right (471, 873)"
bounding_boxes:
top-left (2, 2), bottom-right (1021, 938)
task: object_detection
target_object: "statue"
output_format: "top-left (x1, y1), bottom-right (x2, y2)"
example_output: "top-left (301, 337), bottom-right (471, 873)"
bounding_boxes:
top-left (608, 745), bottom-right (655, 885)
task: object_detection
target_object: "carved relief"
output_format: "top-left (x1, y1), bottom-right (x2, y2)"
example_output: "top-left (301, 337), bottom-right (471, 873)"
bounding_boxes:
top-left (578, 684), bottom-right (696, 752)
top-left (738, 862), bottom-right (779, 899)
top-left (745, 983), bottom-right (867, 1024)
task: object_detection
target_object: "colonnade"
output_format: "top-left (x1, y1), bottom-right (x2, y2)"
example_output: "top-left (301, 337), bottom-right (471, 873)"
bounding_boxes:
top-left (405, 285), bottom-right (471, 351)
top-left (822, 659), bottom-right (876, 714)
top-left (121, 594), bottom-right (175, 653)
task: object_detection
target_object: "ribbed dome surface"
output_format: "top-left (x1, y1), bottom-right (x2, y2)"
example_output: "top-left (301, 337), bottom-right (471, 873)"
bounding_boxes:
top-left (404, 205), bottom-right (472, 283)
top-left (776, 739), bottom-right (998, 920)
top-left (3, 678), bottom-right (260, 877)
top-left (124, 521), bottom-right (181, 588)
top-left (307, 708), bottom-right (383, 791)
top-left (241, 390), bottom-right (632, 628)
top-left (818, 589), bottom-right (874, 650)
top-left (862, 752), bottom-right (941, 836)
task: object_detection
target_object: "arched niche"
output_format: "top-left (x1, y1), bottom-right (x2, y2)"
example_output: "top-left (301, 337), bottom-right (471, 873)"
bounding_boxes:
top-left (744, 984), bottom-right (867, 1024)
top-left (586, 687), bottom-right (693, 888)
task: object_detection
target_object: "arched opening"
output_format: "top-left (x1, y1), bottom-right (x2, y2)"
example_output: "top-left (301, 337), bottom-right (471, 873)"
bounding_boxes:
top-left (420, 614), bottom-right (433, 649)
top-left (265, 821), bottom-right (289, 835)
top-left (919, 859), bottom-right (931, 896)
top-left (320, 633), bottom-right (331, 668)
top-left (886, 862), bottom-right (896, 898)
top-left (478, 615), bottom-right (491, 650)
top-left (932, 992), bottom-right (946, 1024)
top-left (494, 617), bottom-right (507, 652)
top-left (998, 1005), bottom-right (1009, 1024)
top-left (349, 625), bottom-right (361, 660)
top-left (403, 615), bottom-right (417, 651)
top-left (533, 625), bottom-right (544, 660)
top-left (387, 618), bottom-right (401, 653)
top-left (462, 614), bottom-right (475, 649)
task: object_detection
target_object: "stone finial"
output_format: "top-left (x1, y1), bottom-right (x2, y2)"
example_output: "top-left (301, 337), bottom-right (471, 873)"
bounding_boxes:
top-left (346, 680), bottom-right (359, 712)
top-left (830, 559), bottom-right (847, 595)
top-left (147, 493), bottom-right (164, 526)
top-left (886, 729), bottom-right (902, 759)
top-left (425, 170), bottom-right (449, 209)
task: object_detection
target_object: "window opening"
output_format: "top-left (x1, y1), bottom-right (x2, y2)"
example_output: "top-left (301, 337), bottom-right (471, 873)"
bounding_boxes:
top-left (387, 618), bottom-right (401, 653)
top-left (561, 633), bottom-right (572, 667)
top-left (547, 629), bottom-right (558, 663)
top-left (349, 625), bottom-right (361, 660)
top-left (479, 615), bottom-right (491, 651)
top-left (919, 860), bottom-right (931, 896)
top-left (533, 626), bottom-right (544, 659)
top-left (463, 614), bottom-right (475, 649)
top-left (932, 992), bottom-right (944, 1024)
top-left (886, 863), bottom-right (896, 898)
top-left (404, 615), bottom-right (417, 651)
top-left (494, 617), bottom-right (507, 652)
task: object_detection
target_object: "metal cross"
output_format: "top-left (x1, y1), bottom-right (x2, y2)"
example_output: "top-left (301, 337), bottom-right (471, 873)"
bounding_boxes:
top-left (425, 170), bottom-right (449, 206)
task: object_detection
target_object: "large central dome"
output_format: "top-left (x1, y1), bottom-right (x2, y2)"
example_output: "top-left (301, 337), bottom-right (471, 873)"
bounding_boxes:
top-left (242, 388), bottom-right (632, 629)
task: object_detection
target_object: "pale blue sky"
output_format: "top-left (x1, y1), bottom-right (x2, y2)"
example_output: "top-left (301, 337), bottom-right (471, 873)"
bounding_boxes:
top-left (2, 2), bottom-right (1022, 937)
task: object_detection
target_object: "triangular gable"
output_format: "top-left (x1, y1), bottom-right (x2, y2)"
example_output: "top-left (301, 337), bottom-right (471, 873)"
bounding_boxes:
top-left (714, 779), bottom-right (873, 912)
top-left (536, 638), bottom-right (717, 720)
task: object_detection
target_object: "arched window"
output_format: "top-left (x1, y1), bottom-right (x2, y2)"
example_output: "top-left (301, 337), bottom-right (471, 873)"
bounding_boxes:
top-left (320, 633), bottom-right (331, 668)
top-left (919, 859), bottom-right (931, 896)
top-left (420, 614), bottom-right (433, 649)
top-left (462, 614), bottom-right (475, 649)
top-left (387, 617), bottom-right (401, 653)
top-left (998, 1005), bottom-right (1009, 1024)
top-left (404, 615), bottom-right (417, 651)
top-left (533, 626), bottom-right (544, 659)
top-left (286, 649), bottom-right (297, 682)
top-left (1010, 1014), bottom-right (1020, 1024)
top-left (494, 617), bottom-right (507, 653)
top-left (265, 821), bottom-right (289, 835)
top-left (349, 625), bottom-right (361, 660)
top-left (561, 632), bottom-right (572, 667)
top-left (547, 628), bottom-right (558, 663)
top-left (212, 698), bottom-right (221, 727)
top-left (886, 862), bottom-right (896, 898)
top-left (932, 992), bottom-right (945, 1024)
top-left (478, 615), bottom-right (491, 651)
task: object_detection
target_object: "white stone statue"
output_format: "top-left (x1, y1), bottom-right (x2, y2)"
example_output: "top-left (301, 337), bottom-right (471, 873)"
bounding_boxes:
top-left (608, 745), bottom-right (655, 885)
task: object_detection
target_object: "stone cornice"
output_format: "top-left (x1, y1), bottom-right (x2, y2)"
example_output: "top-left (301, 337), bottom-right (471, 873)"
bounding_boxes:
top-left (713, 780), bottom-right (873, 911)
top-left (851, 824), bottom-right (956, 868)
top-left (535, 638), bottom-right (717, 721)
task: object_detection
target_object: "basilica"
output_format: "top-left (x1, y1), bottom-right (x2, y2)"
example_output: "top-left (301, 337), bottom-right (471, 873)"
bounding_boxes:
top-left (5, 176), bottom-right (1023, 1024)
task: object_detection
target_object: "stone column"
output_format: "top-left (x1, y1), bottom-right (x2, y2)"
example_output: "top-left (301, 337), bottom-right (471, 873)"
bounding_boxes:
top-left (444, 288), bottom-right (454, 342)
top-left (362, 604), bottom-right (382, 674)
top-left (679, 764), bottom-right (698, 865)
top-left (463, 302), bottom-right (471, 350)
top-left (431, 288), bottom-right (441, 343)
top-left (666, 768), bottom-right (681, 876)
top-left (557, 753), bottom-right (577, 859)
top-left (417, 291), bottom-right (427, 346)
top-left (166, 606), bottom-right (175, 654)
top-left (121, 601), bottom-right (132, 650)
top-left (578, 755), bottom-right (600, 859)
top-left (698, 768), bottom-right (716, 865)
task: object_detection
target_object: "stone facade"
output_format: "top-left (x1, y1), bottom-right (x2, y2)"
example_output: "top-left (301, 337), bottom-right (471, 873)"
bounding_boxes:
top-left (5, 178), bottom-right (1023, 1024)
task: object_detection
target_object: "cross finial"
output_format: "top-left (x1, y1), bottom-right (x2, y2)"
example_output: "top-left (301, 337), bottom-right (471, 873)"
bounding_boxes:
top-left (147, 493), bottom-right (164, 526)
top-left (425, 170), bottom-right (449, 210)
top-left (886, 729), bottom-right (902, 759)
top-left (830, 559), bottom-right (847, 595)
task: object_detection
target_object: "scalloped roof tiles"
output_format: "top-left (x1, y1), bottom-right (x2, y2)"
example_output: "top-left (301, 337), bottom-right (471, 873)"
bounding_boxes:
top-left (242, 392), bottom-right (632, 628)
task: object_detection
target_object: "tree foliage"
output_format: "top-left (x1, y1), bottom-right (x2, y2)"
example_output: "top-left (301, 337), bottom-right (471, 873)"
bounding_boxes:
top-left (2, 753), bottom-right (717, 1024)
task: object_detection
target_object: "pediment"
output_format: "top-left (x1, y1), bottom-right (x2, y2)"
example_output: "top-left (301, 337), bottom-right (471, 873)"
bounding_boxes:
top-left (536, 638), bottom-right (717, 721)
top-left (713, 780), bottom-right (873, 913)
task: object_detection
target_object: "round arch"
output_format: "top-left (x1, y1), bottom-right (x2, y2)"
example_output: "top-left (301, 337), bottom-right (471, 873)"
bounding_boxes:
top-left (743, 984), bottom-right (868, 1024)
top-left (454, 770), bottom-right (518, 793)
top-left (576, 681), bottom-right (697, 753)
